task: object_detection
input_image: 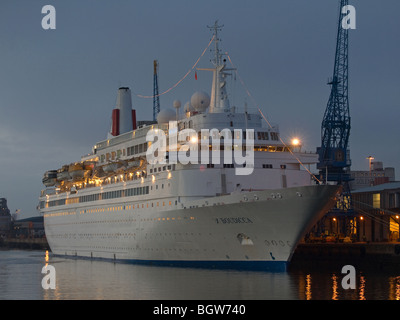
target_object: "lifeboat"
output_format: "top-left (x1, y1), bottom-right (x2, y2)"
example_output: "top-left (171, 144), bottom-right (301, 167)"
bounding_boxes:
top-left (68, 163), bottom-right (84, 179)
top-left (83, 162), bottom-right (94, 178)
top-left (92, 165), bottom-right (106, 178)
top-left (127, 159), bottom-right (141, 168)
top-left (102, 161), bottom-right (122, 173)
top-left (42, 170), bottom-right (58, 187)
top-left (57, 165), bottom-right (71, 181)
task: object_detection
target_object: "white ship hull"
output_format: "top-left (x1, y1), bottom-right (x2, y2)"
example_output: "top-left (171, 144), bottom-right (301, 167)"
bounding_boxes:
top-left (42, 184), bottom-right (337, 271)
top-left (39, 23), bottom-right (338, 272)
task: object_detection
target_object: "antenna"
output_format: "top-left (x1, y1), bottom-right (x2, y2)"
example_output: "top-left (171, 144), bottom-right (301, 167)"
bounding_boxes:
top-left (153, 60), bottom-right (160, 121)
top-left (207, 20), bottom-right (224, 67)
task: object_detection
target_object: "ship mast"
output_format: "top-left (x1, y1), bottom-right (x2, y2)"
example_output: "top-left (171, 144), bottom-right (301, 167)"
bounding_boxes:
top-left (198, 21), bottom-right (235, 113)
top-left (209, 20), bottom-right (223, 67)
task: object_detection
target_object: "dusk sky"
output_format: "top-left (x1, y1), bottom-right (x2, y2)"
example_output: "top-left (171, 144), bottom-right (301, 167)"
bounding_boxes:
top-left (0, 0), bottom-right (399, 219)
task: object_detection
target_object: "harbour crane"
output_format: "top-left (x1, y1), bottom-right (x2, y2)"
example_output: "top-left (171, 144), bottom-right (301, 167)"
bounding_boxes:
top-left (317, 0), bottom-right (351, 183)
top-left (316, 0), bottom-right (354, 235)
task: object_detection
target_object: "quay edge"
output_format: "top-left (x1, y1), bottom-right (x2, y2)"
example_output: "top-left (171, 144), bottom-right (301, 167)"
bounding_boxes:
top-left (290, 242), bottom-right (400, 272)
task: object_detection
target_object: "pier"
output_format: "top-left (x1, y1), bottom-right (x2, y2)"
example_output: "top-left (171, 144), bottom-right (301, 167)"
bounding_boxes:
top-left (0, 237), bottom-right (49, 250)
top-left (290, 242), bottom-right (400, 272)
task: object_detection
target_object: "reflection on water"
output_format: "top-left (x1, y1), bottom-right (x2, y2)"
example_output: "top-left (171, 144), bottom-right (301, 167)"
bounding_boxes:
top-left (42, 257), bottom-right (297, 300)
top-left (296, 271), bottom-right (400, 300)
top-left (305, 274), bottom-right (312, 300)
top-left (0, 250), bottom-right (399, 300)
top-left (392, 276), bottom-right (400, 300)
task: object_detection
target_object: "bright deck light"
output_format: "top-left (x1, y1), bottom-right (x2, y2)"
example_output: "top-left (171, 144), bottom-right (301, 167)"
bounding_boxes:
top-left (291, 138), bottom-right (300, 146)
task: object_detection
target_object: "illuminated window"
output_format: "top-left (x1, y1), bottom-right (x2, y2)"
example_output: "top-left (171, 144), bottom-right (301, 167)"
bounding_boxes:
top-left (373, 193), bottom-right (381, 208)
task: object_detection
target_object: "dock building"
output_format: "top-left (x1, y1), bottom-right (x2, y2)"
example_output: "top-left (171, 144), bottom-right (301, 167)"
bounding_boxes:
top-left (0, 198), bottom-right (11, 236)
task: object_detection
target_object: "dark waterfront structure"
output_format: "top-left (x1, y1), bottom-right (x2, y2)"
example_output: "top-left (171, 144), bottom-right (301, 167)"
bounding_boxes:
top-left (0, 215), bottom-right (48, 250)
top-left (12, 216), bottom-right (45, 238)
top-left (306, 182), bottom-right (400, 243)
top-left (350, 161), bottom-right (395, 190)
top-left (352, 182), bottom-right (400, 242)
top-left (0, 198), bottom-right (12, 236)
top-left (0, 197), bottom-right (46, 239)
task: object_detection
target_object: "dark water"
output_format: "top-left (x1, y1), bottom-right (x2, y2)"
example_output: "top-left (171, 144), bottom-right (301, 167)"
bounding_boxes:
top-left (0, 249), bottom-right (399, 300)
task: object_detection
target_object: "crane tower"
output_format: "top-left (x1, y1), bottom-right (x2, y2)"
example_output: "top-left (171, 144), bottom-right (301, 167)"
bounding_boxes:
top-left (316, 0), bottom-right (354, 228)
top-left (317, 0), bottom-right (351, 184)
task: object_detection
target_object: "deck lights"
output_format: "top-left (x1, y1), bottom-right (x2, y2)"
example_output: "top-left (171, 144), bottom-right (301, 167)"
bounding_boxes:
top-left (291, 138), bottom-right (300, 146)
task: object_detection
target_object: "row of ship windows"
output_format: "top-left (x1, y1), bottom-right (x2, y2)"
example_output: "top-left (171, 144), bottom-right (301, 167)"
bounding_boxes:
top-left (352, 172), bottom-right (386, 177)
top-left (98, 131), bottom-right (278, 164)
top-left (207, 163), bottom-right (284, 169)
top-left (54, 246), bottom-right (216, 253)
top-left (262, 164), bottom-right (286, 169)
top-left (99, 143), bottom-right (149, 163)
top-left (164, 126), bottom-right (278, 142)
top-left (258, 131), bottom-right (279, 141)
top-left (43, 200), bottom-right (180, 218)
top-left (79, 201), bottom-right (180, 214)
top-left (149, 165), bottom-right (173, 174)
top-left (40, 186), bottom-right (150, 209)
top-left (48, 231), bottom-right (206, 239)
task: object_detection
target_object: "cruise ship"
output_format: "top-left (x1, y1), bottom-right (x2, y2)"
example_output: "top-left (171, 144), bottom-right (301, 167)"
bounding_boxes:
top-left (38, 23), bottom-right (338, 271)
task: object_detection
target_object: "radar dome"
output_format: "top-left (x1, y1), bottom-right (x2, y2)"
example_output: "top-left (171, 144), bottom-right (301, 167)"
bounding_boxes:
top-left (191, 91), bottom-right (210, 112)
top-left (173, 100), bottom-right (181, 109)
top-left (157, 108), bottom-right (176, 124)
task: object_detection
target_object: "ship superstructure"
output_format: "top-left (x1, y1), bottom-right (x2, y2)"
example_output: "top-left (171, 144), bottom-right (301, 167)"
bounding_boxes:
top-left (39, 23), bottom-right (338, 271)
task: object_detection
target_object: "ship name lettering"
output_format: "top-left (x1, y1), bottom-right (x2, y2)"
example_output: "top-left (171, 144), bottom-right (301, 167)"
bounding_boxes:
top-left (215, 217), bottom-right (253, 224)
